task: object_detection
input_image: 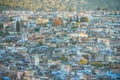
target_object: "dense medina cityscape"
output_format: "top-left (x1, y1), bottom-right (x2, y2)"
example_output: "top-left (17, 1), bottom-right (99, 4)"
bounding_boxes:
top-left (0, 10), bottom-right (120, 80)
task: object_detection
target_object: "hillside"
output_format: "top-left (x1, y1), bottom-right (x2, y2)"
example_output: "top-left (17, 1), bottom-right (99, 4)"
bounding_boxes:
top-left (0, 0), bottom-right (120, 11)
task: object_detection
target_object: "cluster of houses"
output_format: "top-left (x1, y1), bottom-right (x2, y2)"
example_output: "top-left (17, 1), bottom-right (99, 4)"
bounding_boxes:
top-left (0, 10), bottom-right (120, 80)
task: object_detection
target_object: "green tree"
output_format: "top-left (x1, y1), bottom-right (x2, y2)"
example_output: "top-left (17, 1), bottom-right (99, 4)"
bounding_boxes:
top-left (35, 28), bottom-right (40, 32)
top-left (5, 29), bottom-right (9, 35)
top-left (95, 7), bottom-right (101, 11)
top-left (69, 7), bottom-right (72, 12)
top-left (10, 16), bottom-right (13, 21)
top-left (80, 17), bottom-right (89, 23)
top-left (69, 16), bottom-right (72, 22)
top-left (60, 55), bottom-right (68, 62)
top-left (42, 23), bottom-right (47, 27)
top-left (0, 31), bottom-right (4, 36)
top-left (38, 41), bottom-right (43, 45)
top-left (77, 16), bottom-right (79, 22)
top-left (0, 23), bottom-right (3, 30)
top-left (0, 29), bottom-right (9, 36)
top-left (91, 62), bottom-right (103, 67)
top-left (16, 21), bottom-right (20, 33)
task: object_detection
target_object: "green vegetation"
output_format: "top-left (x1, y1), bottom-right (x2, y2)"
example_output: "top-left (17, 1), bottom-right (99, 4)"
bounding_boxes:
top-left (60, 55), bottom-right (68, 62)
top-left (16, 21), bottom-right (20, 33)
top-left (0, 23), bottom-right (3, 30)
top-left (80, 17), bottom-right (89, 23)
top-left (0, 29), bottom-right (9, 36)
top-left (10, 16), bottom-right (13, 21)
top-left (91, 61), bottom-right (103, 67)
top-left (35, 28), bottom-right (40, 32)
top-left (0, 23), bottom-right (8, 36)
top-left (38, 41), bottom-right (43, 45)
top-left (71, 26), bottom-right (78, 28)
top-left (4, 29), bottom-right (9, 35)
top-left (0, 31), bottom-right (4, 36)
top-left (42, 23), bottom-right (47, 27)
top-left (95, 7), bottom-right (101, 11)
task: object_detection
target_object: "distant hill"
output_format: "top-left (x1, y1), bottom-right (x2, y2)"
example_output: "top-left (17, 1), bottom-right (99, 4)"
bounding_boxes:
top-left (0, 0), bottom-right (120, 11)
